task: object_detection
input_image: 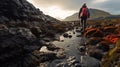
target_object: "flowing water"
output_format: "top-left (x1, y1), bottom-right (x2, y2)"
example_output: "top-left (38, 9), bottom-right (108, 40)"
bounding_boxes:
top-left (53, 28), bottom-right (86, 60)
top-left (40, 28), bottom-right (101, 67)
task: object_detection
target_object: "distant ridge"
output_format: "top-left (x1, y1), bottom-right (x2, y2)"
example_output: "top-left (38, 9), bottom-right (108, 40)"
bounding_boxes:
top-left (63, 8), bottom-right (111, 21)
top-left (92, 15), bottom-right (120, 20)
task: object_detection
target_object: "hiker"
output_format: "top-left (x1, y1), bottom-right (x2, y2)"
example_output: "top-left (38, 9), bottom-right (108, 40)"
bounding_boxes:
top-left (78, 3), bottom-right (90, 33)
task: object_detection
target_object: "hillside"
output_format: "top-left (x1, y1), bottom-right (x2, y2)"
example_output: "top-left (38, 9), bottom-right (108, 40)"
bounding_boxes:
top-left (63, 9), bottom-right (111, 21)
top-left (0, 0), bottom-right (71, 67)
top-left (0, 0), bottom-right (60, 25)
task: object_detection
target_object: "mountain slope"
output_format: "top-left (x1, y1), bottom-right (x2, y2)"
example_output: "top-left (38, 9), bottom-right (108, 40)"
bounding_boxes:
top-left (0, 0), bottom-right (62, 67)
top-left (0, 0), bottom-right (60, 25)
top-left (64, 9), bottom-right (111, 21)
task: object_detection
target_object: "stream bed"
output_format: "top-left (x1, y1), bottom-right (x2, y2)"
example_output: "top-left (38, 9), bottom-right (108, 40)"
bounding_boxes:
top-left (53, 28), bottom-right (84, 60)
top-left (40, 28), bottom-right (101, 67)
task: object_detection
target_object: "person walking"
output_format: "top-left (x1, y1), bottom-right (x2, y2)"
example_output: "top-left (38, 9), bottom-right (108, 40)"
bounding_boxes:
top-left (78, 3), bottom-right (90, 33)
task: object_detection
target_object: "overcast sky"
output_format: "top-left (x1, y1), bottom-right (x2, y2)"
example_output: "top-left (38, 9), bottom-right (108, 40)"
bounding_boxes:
top-left (27, 0), bottom-right (120, 19)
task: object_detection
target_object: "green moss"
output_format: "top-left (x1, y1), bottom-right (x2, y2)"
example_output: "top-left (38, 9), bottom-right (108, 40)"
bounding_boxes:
top-left (102, 40), bottom-right (120, 67)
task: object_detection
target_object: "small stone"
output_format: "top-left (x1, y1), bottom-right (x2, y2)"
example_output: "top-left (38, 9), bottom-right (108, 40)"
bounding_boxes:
top-left (67, 56), bottom-right (76, 62)
top-left (63, 33), bottom-right (69, 38)
top-left (68, 35), bottom-right (72, 38)
top-left (75, 63), bottom-right (82, 67)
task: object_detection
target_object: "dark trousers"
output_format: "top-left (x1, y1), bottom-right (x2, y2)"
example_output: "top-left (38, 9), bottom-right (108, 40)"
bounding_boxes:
top-left (81, 17), bottom-right (87, 32)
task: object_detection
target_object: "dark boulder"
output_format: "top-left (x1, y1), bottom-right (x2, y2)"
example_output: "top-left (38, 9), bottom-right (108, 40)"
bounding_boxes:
top-left (33, 51), bottom-right (57, 62)
top-left (96, 41), bottom-right (110, 52)
top-left (0, 0), bottom-right (60, 26)
top-left (0, 28), bottom-right (42, 67)
top-left (46, 43), bottom-right (60, 51)
top-left (30, 26), bottom-right (42, 37)
top-left (87, 49), bottom-right (103, 61)
top-left (87, 37), bottom-right (102, 46)
top-left (84, 28), bottom-right (104, 37)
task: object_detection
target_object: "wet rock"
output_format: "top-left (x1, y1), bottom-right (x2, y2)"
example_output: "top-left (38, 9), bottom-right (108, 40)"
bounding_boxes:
top-left (56, 62), bottom-right (67, 67)
top-left (39, 46), bottom-right (50, 52)
top-left (76, 29), bottom-right (81, 32)
top-left (80, 56), bottom-right (101, 67)
top-left (73, 31), bottom-right (75, 34)
top-left (76, 27), bottom-right (79, 29)
top-left (76, 34), bottom-right (81, 37)
top-left (38, 46), bottom-right (65, 62)
top-left (0, 28), bottom-right (41, 67)
top-left (67, 56), bottom-right (76, 62)
top-left (39, 52), bottom-right (57, 62)
top-left (68, 35), bottom-right (72, 38)
top-left (33, 51), bottom-right (57, 62)
top-left (88, 37), bottom-right (102, 45)
top-left (39, 40), bottom-right (46, 44)
top-left (96, 41), bottom-right (110, 52)
top-left (67, 56), bottom-right (80, 66)
top-left (68, 59), bottom-right (80, 66)
top-left (56, 49), bottom-right (66, 59)
top-left (45, 30), bottom-right (56, 38)
top-left (67, 45), bottom-right (70, 47)
top-left (46, 43), bottom-right (60, 51)
top-left (63, 33), bottom-right (69, 38)
top-left (0, 0), bottom-right (66, 66)
top-left (87, 48), bottom-right (103, 61)
top-left (49, 54), bottom-right (101, 67)
top-left (40, 62), bottom-right (50, 67)
top-left (54, 34), bottom-right (61, 41)
top-left (50, 59), bottom-right (68, 67)
top-left (78, 46), bottom-right (86, 53)
top-left (59, 35), bottom-right (65, 42)
top-left (43, 37), bottom-right (51, 42)
top-left (30, 26), bottom-right (42, 37)
top-left (75, 63), bottom-right (82, 67)
top-left (60, 40), bottom-right (64, 42)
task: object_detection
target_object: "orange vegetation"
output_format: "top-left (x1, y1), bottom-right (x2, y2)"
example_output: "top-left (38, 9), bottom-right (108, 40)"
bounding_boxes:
top-left (104, 34), bottom-right (120, 44)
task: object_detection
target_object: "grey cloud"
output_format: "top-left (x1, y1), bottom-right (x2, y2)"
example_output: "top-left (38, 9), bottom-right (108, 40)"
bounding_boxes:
top-left (89, 0), bottom-right (120, 14)
top-left (29, 0), bottom-right (92, 10)
top-left (28, 0), bottom-right (120, 14)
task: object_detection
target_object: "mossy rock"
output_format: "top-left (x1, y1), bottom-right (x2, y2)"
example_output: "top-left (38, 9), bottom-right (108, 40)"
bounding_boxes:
top-left (102, 39), bottom-right (120, 67)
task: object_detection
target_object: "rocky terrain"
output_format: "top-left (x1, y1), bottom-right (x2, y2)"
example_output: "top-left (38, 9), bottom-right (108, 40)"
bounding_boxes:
top-left (84, 23), bottom-right (120, 67)
top-left (0, 0), bottom-right (74, 67)
top-left (0, 0), bottom-right (120, 67)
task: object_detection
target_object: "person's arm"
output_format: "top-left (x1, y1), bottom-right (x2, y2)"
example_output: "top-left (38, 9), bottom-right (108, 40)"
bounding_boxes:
top-left (78, 8), bottom-right (82, 19)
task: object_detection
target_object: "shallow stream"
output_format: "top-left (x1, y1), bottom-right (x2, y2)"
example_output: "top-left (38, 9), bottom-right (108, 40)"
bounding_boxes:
top-left (53, 27), bottom-right (86, 60)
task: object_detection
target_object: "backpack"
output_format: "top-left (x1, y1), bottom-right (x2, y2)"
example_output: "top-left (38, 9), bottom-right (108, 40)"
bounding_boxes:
top-left (81, 7), bottom-right (89, 17)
